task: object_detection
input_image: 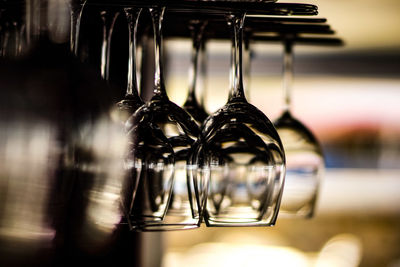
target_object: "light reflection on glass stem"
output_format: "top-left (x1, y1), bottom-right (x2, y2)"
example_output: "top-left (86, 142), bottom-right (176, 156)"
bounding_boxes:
top-left (100, 9), bottom-right (119, 81)
top-left (243, 32), bottom-right (252, 101)
top-left (199, 41), bottom-right (207, 109)
top-left (227, 12), bottom-right (247, 102)
top-left (149, 6), bottom-right (167, 97)
top-left (69, 0), bottom-right (87, 56)
top-left (283, 40), bottom-right (294, 112)
top-left (124, 7), bottom-right (142, 98)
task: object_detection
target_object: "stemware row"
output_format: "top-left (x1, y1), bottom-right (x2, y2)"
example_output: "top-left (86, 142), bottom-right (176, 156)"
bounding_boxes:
top-left (0, 1), bottom-right (340, 231)
top-left (111, 6), bottom-right (288, 230)
top-left (70, 4), bottom-right (333, 231)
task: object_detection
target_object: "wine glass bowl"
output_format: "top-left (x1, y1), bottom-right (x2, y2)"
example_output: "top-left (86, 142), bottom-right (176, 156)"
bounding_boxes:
top-left (127, 93), bottom-right (200, 230)
top-left (126, 113), bottom-right (175, 224)
top-left (274, 111), bottom-right (323, 218)
top-left (198, 99), bottom-right (285, 226)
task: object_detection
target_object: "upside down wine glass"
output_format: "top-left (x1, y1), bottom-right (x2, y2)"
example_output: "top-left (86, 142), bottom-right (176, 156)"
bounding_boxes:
top-left (117, 7), bottom-right (145, 220)
top-left (182, 20), bottom-right (209, 124)
top-left (126, 7), bottom-right (201, 231)
top-left (274, 39), bottom-right (324, 218)
top-left (193, 12), bottom-right (285, 227)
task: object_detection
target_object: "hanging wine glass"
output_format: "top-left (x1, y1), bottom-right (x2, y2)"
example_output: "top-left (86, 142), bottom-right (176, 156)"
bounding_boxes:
top-left (99, 8), bottom-right (119, 81)
top-left (193, 12), bottom-right (285, 227)
top-left (68, 0), bottom-right (87, 56)
top-left (126, 6), bottom-right (201, 231)
top-left (115, 7), bottom-right (145, 222)
top-left (182, 20), bottom-right (209, 124)
top-left (274, 39), bottom-right (324, 218)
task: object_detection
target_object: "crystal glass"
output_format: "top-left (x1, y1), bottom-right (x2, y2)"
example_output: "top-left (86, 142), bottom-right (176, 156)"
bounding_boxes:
top-left (182, 20), bottom-right (209, 124)
top-left (126, 7), bottom-right (201, 231)
top-left (274, 40), bottom-right (324, 218)
top-left (115, 7), bottom-right (146, 222)
top-left (194, 12), bottom-right (285, 227)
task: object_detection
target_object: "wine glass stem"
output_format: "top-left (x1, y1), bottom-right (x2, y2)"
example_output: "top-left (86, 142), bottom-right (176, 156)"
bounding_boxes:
top-left (13, 22), bottom-right (19, 57)
top-left (243, 34), bottom-right (251, 101)
top-left (2, 29), bottom-right (9, 57)
top-left (100, 10), bottom-right (119, 81)
top-left (283, 41), bottom-right (293, 113)
top-left (17, 24), bottom-right (25, 56)
top-left (187, 21), bottom-right (206, 103)
top-left (149, 7), bottom-right (167, 97)
top-left (227, 13), bottom-right (246, 102)
top-left (136, 34), bottom-right (145, 95)
top-left (199, 41), bottom-right (207, 108)
top-left (125, 8), bottom-right (142, 98)
top-left (70, 1), bottom-right (86, 56)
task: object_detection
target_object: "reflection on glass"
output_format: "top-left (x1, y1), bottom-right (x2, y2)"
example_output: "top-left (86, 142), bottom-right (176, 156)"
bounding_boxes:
top-left (0, 122), bottom-right (56, 245)
top-left (126, 6), bottom-right (201, 231)
top-left (68, 0), bottom-right (87, 56)
top-left (274, 40), bottom-right (323, 218)
top-left (183, 20), bottom-right (209, 124)
top-left (77, 116), bottom-right (128, 232)
top-left (193, 13), bottom-right (285, 227)
top-left (0, 4), bottom-right (26, 58)
top-left (117, 7), bottom-right (144, 223)
top-left (99, 9), bottom-right (119, 81)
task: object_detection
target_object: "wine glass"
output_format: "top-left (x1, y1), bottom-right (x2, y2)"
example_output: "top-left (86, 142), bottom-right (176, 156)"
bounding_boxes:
top-left (114, 7), bottom-right (146, 223)
top-left (193, 12), bottom-right (285, 227)
top-left (99, 8), bottom-right (119, 81)
top-left (273, 39), bottom-right (324, 218)
top-left (182, 20), bottom-right (209, 124)
top-left (126, 6), bottom-right (201, 231)
top-left (68, 0), bottom-right (87, 56)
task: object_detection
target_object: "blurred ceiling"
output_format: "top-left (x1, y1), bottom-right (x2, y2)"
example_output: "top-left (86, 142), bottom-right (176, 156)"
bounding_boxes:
top-left (290, 0), bottom-right (400, 52)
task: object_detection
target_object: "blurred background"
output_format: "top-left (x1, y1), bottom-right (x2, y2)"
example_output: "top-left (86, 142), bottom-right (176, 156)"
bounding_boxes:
top-left (1, 0), bottom-right (400, 266)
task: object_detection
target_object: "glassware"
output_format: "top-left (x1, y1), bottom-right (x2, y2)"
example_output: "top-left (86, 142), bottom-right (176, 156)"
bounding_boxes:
top-left (126, 7), bottom-right (201, 231)
top-left (68, 0), bottom-right (87, 56)
top-left (274, 39), bottom-right (324, 218)
top-left (116, 7), bottom-right (145, 222)
top-left (99, 8), bottom-right (119, 81)
top-left (182, 20), bottom-right (209, 124)
top-left (194, 12), bottom-right (285, 227)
